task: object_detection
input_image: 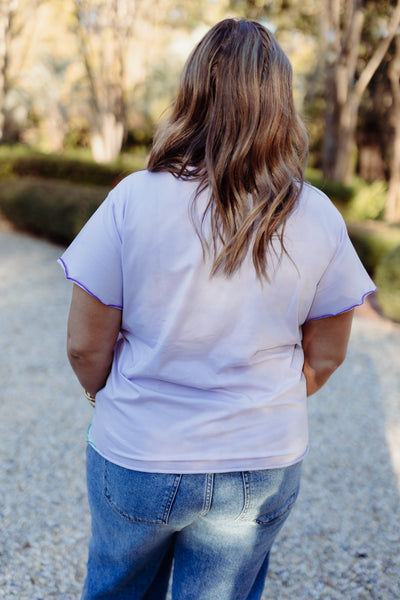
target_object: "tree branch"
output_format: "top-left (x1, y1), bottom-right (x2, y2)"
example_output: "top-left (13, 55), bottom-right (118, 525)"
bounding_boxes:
top-left (72, 3), bottom-right (101, 116)
top-left (353, 0), bottom-right (400, 101)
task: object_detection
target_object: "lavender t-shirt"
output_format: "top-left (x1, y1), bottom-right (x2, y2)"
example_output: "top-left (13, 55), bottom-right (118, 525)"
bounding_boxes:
top-left (58, 171), bottom-right (375, 473)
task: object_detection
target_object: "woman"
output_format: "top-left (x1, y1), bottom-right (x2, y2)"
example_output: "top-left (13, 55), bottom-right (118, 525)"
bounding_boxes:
top-left (59, 18), bottom-right (375, 600)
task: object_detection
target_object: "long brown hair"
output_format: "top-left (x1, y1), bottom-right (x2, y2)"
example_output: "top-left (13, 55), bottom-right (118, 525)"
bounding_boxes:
top-left (147, 18), bottom-right (308, 279)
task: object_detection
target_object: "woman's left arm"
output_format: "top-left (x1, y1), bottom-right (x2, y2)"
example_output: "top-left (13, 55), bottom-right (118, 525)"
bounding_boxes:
top-left (67, 284), bottom-right (122, 396)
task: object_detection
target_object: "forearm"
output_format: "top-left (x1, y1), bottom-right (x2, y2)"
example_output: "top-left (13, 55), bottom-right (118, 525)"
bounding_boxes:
top-left (68, 348), bottom-right (114, 396)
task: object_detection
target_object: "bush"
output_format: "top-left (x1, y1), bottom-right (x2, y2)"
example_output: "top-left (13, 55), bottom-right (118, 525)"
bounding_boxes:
top-left (346, 222), bottom-right (400, 275)
top-left (0, 178), bottom-right (108, 244)
top-left (347, 221), bottom-right (400, 322)
top-left (0, 155), bottom-right (127, 187)
top-left (305, 168), bottom-right (354, 205)
top-left (375, 245), bottom-right (400, 322)
top-left (346, 180), bottom-right (387, 221)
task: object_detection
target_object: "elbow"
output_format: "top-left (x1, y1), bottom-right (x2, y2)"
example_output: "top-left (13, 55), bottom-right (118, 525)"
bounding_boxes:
top-left (303, 352), bottom-right (347, 396)
top-left (325, 358), bottom-right (343, 378)
top-left (318, 346), bottom-right (348, 375)
top-left (67, 335), bottom-right (91, 364)
top-left (67, 346), bottom-right (83, 367)
top-left (67, 346), bottom-right (83, 363)
top-left (333, 347), bottom-right (348, 370)
top-left (321, 352), bottom-right (347, 377)
top-left (67, 334), bottom-right (113, 366)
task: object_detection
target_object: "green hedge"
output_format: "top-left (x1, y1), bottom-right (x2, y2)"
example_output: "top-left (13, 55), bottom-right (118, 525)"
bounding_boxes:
top-left (305, 168), bottom-right (354, 208)
top-left (0, 155), bottom-right (128, 187)
top-left (375, 245), bottom-right (400, 322)
top-left (347, 221), bottom-right (400, 275)
top-left (346, 221), bottom-right (400, 322)
top-left (1, 170), bottom-right (399, 322)
top-left (0, 178), bottom-right (107, 244)
top-left (345, 180), bottom-right (387, 221)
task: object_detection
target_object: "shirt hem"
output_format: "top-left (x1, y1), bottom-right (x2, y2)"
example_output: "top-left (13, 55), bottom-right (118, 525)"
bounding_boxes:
top-left (305, 287), bottom-right (377, 322)
top-left (86, 435), bottom-right (308, 473)
top-left (57, 257), bottom-right (123, 309)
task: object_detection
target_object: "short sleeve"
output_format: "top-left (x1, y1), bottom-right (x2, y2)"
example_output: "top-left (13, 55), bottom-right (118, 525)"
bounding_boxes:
top-left (306, 221), bottom-right (376, 321)
top-left (58, 192), bottom-right (123, 308)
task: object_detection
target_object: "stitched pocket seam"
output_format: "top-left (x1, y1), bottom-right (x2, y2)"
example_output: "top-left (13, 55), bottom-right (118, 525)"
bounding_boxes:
top-left (103, 462), bottom-right (181, 525)
top-left (254, 490), bottom-right (298, 526)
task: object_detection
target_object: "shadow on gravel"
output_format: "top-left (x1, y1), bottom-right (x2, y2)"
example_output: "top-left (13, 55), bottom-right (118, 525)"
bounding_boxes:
top-left (265, 319), bottom-right (400, 600)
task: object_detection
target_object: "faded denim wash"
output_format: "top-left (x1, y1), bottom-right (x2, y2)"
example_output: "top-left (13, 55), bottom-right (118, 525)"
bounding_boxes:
top-left (82, 444), bottom-right (302, 600)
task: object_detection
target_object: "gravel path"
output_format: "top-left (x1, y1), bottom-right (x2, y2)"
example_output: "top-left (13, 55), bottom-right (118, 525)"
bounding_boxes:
top-left (0, 227), bottom-right (399, 600)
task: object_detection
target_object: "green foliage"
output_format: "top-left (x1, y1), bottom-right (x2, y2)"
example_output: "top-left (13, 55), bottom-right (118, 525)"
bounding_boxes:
top-left (375, 245), bottom-right (400, 322)
top-left (0, 144), bottom-right (43, 159)
top-left (0, 178), bottom-right (108, 244)
top-left (0, 146), bottom-right (148, 244)
top-left (347, 222), bottom-right (400, 275)
top-left (0, 153), bottom-right (398, 322)
top-left (0, 144), bottom-right (149, 183)
top-left (115, 150), bottom-right (149, 173)
top-left (0, 155), bottom-right (126, 187)
top-left (337, 220), bottom-right (400, 322)
top-left (305, 168), bottom-right (354, 204)
top-left (346, 180), bottom-right (387, 221)
top-left (305, 170), bottom-right (388, 223)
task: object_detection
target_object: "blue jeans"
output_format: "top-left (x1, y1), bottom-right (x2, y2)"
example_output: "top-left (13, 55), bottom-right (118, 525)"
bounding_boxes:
top-left (82, 444), bottom-right (302, 600)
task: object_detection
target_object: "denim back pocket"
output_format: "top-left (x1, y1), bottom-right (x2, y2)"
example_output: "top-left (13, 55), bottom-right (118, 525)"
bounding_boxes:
top-left (103, 459), bottom-right (182, 525)
top-left (238, 462), bottom-right (302, 527)
top-left (253, 488), bottom-right (299, 526)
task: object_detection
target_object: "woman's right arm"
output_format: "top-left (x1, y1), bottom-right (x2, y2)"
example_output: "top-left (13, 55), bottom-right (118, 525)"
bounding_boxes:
top-left (301, 309), bottom-right (354, 396)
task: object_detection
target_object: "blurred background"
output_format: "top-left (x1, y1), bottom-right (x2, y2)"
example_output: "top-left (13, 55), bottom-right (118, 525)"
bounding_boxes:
top-left (0, 0), bottom-right (400, 321)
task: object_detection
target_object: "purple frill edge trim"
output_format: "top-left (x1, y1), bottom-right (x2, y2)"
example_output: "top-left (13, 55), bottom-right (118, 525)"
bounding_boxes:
top-left (304, 287), bottom-right (377, 322)
top-left (58, 256), bottom-right (376, 320)
top-left (57, 257), bottom-right (123, 310)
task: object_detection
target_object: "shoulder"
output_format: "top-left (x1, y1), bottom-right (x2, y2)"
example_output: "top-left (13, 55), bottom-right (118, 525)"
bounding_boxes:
top-left (105, 170), bottom-right (200, 234)
top-left (293, 182), bottom-right (346, 234)
top-left (105, 170), bottom-right (167, 216)
top-left (112, 169), bottom-right (180, 194)
top-left (110, 169), bottom-right (156, 197)
top-left (283, 183), bottom-right (348, 257)
top-left (109, 170), bottom-right (193, 207)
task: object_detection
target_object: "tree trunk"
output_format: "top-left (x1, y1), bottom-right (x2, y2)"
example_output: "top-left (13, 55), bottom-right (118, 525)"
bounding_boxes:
top-left (74, 0), bottom-right (131, 163)
top-left (90, 112), bottom-right (124, 163)
top-left (387, 35), bottom-right (400, 223)
top-left (0, 20), bottom-right (6, 140)
top-left (332, 97), bottom-right (360, 184)
top-left (387, 133), bottom-right (400, 223)
top-left (0, 3), bottom-right (13, 142)
top-left (322, 0), bottom-right (364, 183)
top-left (323, 0), bottom-right (400, 184)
